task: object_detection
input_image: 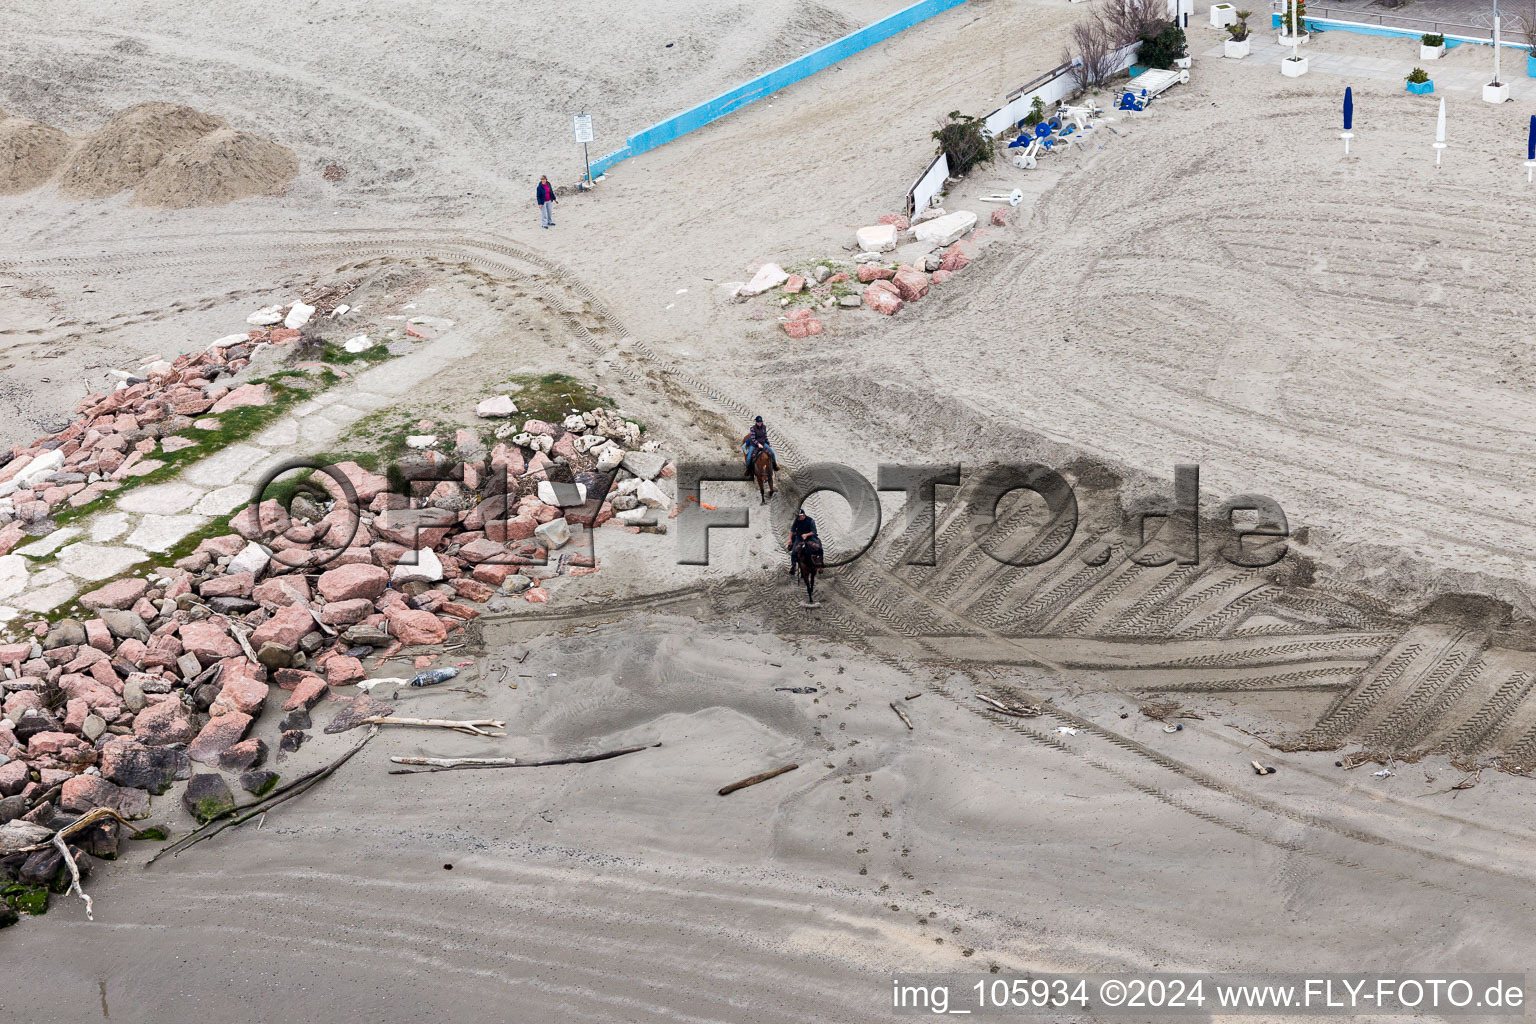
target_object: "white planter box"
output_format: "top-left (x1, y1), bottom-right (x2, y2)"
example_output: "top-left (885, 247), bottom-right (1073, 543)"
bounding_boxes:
top-left (1483, 81), bottom-right (1511, 103)
top-left (1281, 56), bottom-right (1309, 77)
top-left (1224, 37), bottom-right (1251, 58)
top-left (1420, 43), bottom-right (1445, 60)
top-left (1278, 31), bottom-right (1309, 45)
top-left (1211, 2), bottom-right (1236, 27)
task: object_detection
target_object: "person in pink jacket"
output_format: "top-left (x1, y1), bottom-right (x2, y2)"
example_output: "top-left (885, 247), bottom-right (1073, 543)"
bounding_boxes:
top-left (536, 176), bottom-right (557, 229)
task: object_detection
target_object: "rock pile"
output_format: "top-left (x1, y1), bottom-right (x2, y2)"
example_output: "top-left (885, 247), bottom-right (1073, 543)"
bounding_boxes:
top-left (0, 338), bottom-right (282, 552)
top-left (0, 313), bottom-right (674, 917)
top-left (732, 206), bottom-right (980, 327)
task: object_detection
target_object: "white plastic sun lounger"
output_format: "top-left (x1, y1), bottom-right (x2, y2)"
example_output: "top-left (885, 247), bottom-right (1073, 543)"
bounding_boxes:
top-left (1117, 67), bottom-right (1189, 110)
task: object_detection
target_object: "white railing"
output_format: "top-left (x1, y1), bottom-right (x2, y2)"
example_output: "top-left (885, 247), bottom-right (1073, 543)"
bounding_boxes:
top-left (908, 43), bottom-right (1139, 215)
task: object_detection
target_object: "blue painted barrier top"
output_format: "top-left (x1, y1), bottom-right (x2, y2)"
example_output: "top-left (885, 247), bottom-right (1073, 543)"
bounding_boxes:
top-left (1268, 12), bottom-right (1530, 49)
top-left (589, 0), bottom-right (969, 177)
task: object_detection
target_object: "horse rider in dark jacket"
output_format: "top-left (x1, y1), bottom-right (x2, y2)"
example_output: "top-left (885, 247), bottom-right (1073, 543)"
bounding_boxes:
top-left (741, 415), bottom-right (780, 476)
top-left (787, 509), bottom-right (820, 571)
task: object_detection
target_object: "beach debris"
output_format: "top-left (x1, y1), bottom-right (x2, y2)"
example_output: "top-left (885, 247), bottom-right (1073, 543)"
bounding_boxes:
top-left (389, 742), bottom-right (658, 774)
top-left (775, 686), bottom-right (816, 694)
top-left (355, 677), bottom-right (409, 692)
top-left (1251, 760), bottom-right (1276, 775)
top-left (391, 756), bottom-right (521, 769)
top-left (718, 763), bottom-right (799, 796)
top-left (1373, 767), bottom-right (1396, 778)
top-left (149, 727), bottom-right (377, 864)
top-left (905, 693), bottom-right (921, 701)
top-left (735, 263), bottom-right (789, 297)
top-left (976, 188), bottom-right (1024, 207)
top-left (912, 210), bottom-right (977, 247)
top-left (1452, 771), bottom-right (1480, 791)
top-left (283, 301), bottom-right (316, 329)
top-left (890, 701), bottom-right (914, 730)
top-left (1054, 726), bottom-right (1081, 736)
top-left (247, 305), bottom-right (284, 326)
top-left (1140, 699), bottom-right (1203, 723)
top-left (409, 666), bottom-right (459, 688)
top-left (1163, 723), bottom-right (1183, 733)
top-left (361, 715), bottom-right (505, 737)
top-left (975, 693), bottom-right (1041, 717)
top-left (855, 224), bottom-right (898, 253)
top-left (0, 807), bottom-right (148, 920)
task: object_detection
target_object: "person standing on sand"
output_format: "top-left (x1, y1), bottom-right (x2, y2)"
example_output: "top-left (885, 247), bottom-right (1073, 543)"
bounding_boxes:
top-left (537, 176), bottom-right (557, 229)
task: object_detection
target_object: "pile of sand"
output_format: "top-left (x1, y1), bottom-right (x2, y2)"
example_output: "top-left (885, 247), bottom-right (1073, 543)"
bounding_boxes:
top-left (58, 101), bottom-right (228, 198)
top-left (133, 127), bottom-right (299, 207)
top-left (0, 108), bottom-right (71, 194)
top-left (24, 100), bottom-right (300, 207)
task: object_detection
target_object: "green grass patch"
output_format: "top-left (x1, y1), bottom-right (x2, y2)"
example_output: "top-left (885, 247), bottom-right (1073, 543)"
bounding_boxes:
top-left (318, 339), bottom-right (401, 367)
top-left (2, 883), bottom-right (49, 916)
top-left (155, 510), bottom-right (241, 570)
top-left (503, 372), bottom-right (613, 424)
top-left (46, 373), bottom-right (321, 534)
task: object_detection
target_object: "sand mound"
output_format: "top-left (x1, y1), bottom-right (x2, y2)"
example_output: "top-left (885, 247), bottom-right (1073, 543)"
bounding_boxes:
top-left (0, 109), bottom-right (71, 194)
top-left (132, 127), bottom-right (298, 208)
top-left (59, 101), bottom-right (227, 198)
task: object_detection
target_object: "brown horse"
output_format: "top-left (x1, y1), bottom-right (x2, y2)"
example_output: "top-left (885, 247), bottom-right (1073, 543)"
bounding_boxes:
top-left (795, 538), bottom-right (821, 605)
top-left (751, 447), bottom-right (774, 505)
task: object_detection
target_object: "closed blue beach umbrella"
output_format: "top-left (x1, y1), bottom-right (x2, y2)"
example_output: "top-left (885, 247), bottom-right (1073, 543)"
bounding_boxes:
top-left (1527, 115), bottom-right (1535, 181)
top-left (1340, 86), bottom-right (1354, 154)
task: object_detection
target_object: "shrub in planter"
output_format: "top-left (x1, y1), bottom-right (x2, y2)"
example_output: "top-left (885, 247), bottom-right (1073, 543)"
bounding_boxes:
top-left (1224, 10), bottom-right (1253, 57)
top-left (1420, 32), bottom-right (1446, 59)
top-left (1405, 66), bottom-right (1434, 93)
top-left (1421, 32), bottom-right (1444, 45)
top-left (1138, 23), bottom-right (1188, 69)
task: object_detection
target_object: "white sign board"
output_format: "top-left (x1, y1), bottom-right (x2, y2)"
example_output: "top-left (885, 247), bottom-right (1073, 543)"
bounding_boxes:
top-left (572, 114), bottom-right (594, 144)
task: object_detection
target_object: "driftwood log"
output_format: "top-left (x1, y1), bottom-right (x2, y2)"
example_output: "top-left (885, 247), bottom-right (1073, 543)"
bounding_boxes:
top-left (389, 743), bottom-right (659, 774)
top-left (361, 716), bottom-right (506, 737)
top-left (718, 763), bottom-right (798, 796)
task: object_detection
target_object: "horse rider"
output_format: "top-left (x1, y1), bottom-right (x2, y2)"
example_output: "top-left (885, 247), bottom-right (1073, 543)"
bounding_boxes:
top-left (787, 509), bottom-right (820, 572)
top-left (741, 415), bottom-right (780, 476)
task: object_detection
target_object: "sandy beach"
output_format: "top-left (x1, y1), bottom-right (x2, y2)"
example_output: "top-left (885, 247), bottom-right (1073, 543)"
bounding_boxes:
top-left (4, 0), bottom-right (1536, 1020)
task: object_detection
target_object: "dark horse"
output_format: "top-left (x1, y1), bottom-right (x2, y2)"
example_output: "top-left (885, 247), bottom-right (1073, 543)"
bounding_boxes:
top-left (794, 538), bottom-right (822, 604)
top-left (751, 446), bottom-right (775, 505)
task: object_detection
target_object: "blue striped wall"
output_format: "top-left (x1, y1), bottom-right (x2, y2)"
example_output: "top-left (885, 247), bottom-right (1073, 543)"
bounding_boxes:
top-left (589, 0), bottom-right (970, 177)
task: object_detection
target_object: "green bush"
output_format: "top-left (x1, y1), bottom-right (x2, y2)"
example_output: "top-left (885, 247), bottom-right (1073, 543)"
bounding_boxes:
top-left (1137, 23), bottom-right (1188, 69)
top-left (1406, 66), bottom-right (1430, 83)
top-left (1421, 32), bottom-right (1444, 45)
top-left (931, 111), bottom-right (994, 177)
top-left (1022, 97), bottom-right (1048, 128)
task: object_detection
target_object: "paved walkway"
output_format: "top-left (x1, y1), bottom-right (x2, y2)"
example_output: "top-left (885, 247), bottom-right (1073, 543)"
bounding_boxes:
top-left (1204, 38), bottom-right (1536, 100)
top-left (0, 323), bottom-right (479, 623)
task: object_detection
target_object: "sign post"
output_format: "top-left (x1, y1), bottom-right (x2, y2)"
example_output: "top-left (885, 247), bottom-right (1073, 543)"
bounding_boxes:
top-left (572, 113), bottom-right (595, 184)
